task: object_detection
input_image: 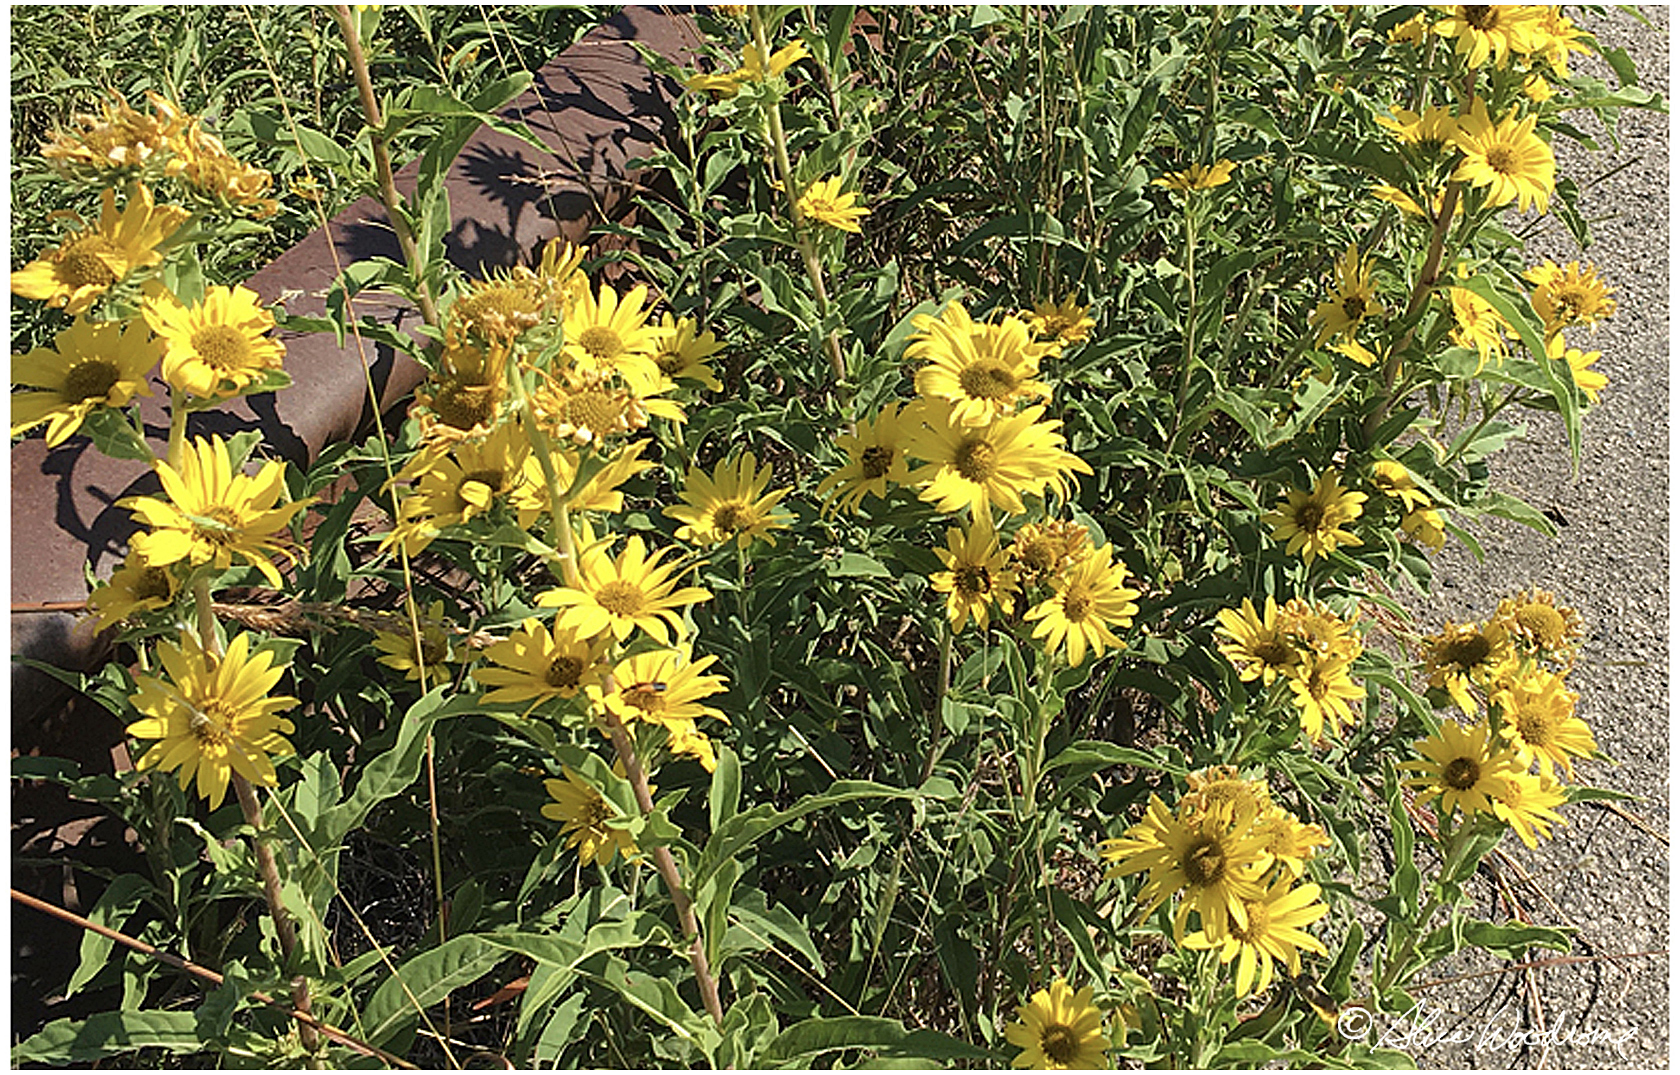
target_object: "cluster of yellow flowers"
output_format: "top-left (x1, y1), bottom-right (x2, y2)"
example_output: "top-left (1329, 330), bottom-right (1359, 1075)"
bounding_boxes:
top-left (1407, 589), bottom-right (1594, 848)
top-left (1103, 766), bottom-right (1331, 998)
top-left (1215, 595), bottom-right (1366, 741)
top-left (819, 297), bottom-right (1142, 666)
top-left (40, 90), bottom-right (278, 216)
top-left (1392, 5), bottom-right (1592, 89)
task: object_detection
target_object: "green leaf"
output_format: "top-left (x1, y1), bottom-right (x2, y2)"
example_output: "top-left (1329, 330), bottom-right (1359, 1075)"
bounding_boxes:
top-left (1458, 272), bottom-right (1579, 469)
top-left (78, 408), bottom-right (157, 464)
top-left (759, 1016), bottom-right (994, 1064)
top-left (361, 934), bottom-right (508, 1046)
top-left (1382, 761), bottom-right (1420, 920)
top-left (66, 874), bottom-right (152, 997)
top-left (710, 746), bottom-right (741, 832)
top-left (13, 1011), bottom-right (209, 1064)
top-left (695, 781), bottom-right (936, 892)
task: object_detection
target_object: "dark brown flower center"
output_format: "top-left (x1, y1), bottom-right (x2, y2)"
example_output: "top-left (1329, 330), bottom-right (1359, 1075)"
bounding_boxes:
top-left (1484, 145), bottom-right (1519, 175)
top-left (621, 681), bottom-right (666, 714)
top-left (1441, 634), bottom-right (1491, 671)
top-left (191, 506), bottom-right (245, 548)
top-left (1254, 639), bottom-right (1295, 667)
top-left (430, 380), bottom-right (498, 431)
top-left (577, 326), bottom-right (624, 363)
top-left (58, 236), bottom-right (122, 288)
top-left (190, 325), bottom-right (251, 372)
top-left (1464, 5), bottom-right (1495, 30)
top-left (1443, 756), bottom-right (1480, 790)
top-left (860, 445), bottom-right (894, 480)
top-left (1341, 295), bottom-right (1368, 321)
top-left (953, 439), bottom-right (998, 483)
top-left (957, 363), bottom-right (1018, 401)
top-left (1296, 504), bottom-right (1326, 532)
top-left (545, 655), bottom-right (585, 691)
top-left (1183, 835), bottom-right (1226, 887)
top-left (594, 580), bottom-right (646, 617)
top-left (1041, 1025), bottom-right (1081, 1065)
top-left (133, 566), bottom-right (174, 603)
top-left (1061, 588), bottom-right (1092, 622)
top-left (63, 358), bottom-right (122, 403)
top-left (711, 501), bottom-right (751, 533)
top-left (954, 565), bottom-right (991, 596)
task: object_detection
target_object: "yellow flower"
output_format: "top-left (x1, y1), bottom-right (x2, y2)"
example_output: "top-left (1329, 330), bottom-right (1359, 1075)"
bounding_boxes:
top-left (1447, 286), bottom-right (1511, 372)
top-left (11, 317), bottom-right (159, 447)
top-left (1008, 519), bottom-right (1091, 584)
top-left (87, 554), bottom-right (179, 632)
top-left (561, 282), bottom-right (661, 392)
top-left (1388, 13), bottom-right (1430, 46)
top-left (1376, 105), bottom-right (1459, 154)
top-left (1102, 795), bottom-right (1270, 943)
top-left (1487, 769), bottom-right (1569, 849)
top-left (907, 402), bottom-right (1092, 517)
top-left (121, 435), bottom-right (311, 588)
top-left (929, 515), bottom-right (1019, 633)
top-left (1423, 619), bottom-right (1513, 715)
top-left (1261, 470), bottom-right (1366, 565)
top-left (372, 601), bottom-right (454, 682)
top-left (1529, 6), bottom-right (1594, 79)
top-left (515, 440), bottom-right (655, 523)
top-left (411, 341), bottom-right (508, 446)
top-left (379, 423), bottom-right (532, 557)
top-left (1215, 596), bottom-right (1301, 686)
top-left (541, 766), bottom-right (638, 867)
top-left (1401, 506), bottom-right (1447, 551)
top-left (1565, 342), bottom-right (1609, 403)
top-left (1525, 258), bottom-right (1616, 333)
top-left (1002, 979), bottom-right (1108, 1070)
top-left (1286, 654), bottom-right (1365, 741)
top-left (665, 451), bottom-right (792, 548)
top-left (1451, 98), bottom-right (1556, 214)
top-left (1021, 294), bottom-right (1095, 349)
top-left (126, 631), bottom-right (297, 809)
top-left (796, 176), bottom-right (870, 233)
top-left (449, 271), bottom-right (552, 344)
top-left (145, 285), bottom-right (287, 400)
top-left (816, 400), bottom-right (916, 514)
top-left (1276, 598), bottom-right (1362, 661)
top-left (1308, 242), bottom-right (1383, 347)
top-left (1492, 587), bottom-right (1583, 660)
top-left (1180, 766), bottom-right (1272, 825)
top-left (1024, 543), bottom-right (1140, 668)
top-left (909, 301), bottom-right (1053, 427)
top-left (684, 40), bottom-right (809, 96)
top-left (39, 91), bottom-right (183, 171)
top-left (591, 644), bottom-right (730, 734)
top-left (1433, 4), bottom-right (1543, 68)
top-left (1153, 158), bottom-right (1236, 191)
top-left (649, 313), bottom-right (724, 390)
top-left (1250, 806), bottom-right (1330, 879)
top-left (12, 183), bottom-right (189, 314)
top-left (1184, 876), bottom-right (1329, 998)
top-left (538, 533), bottom-right (711, 645)
top-left (1402, 718), bottom-right (1525, 823)
top-left (1370, 460), bottom-right (1431, 513)
top-left (531, 369), bottom-right (684, 446)
top-left (1493, 668), bottom-right (1595, 779)
top-left (170, 114), bottom-right (278, 216)
top-left (476, 618), bottom-right (609, 706)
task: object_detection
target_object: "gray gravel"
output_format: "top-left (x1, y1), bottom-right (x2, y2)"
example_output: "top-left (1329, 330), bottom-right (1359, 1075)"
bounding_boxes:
top-left (1391, 7), bottom-right (1669, 1069)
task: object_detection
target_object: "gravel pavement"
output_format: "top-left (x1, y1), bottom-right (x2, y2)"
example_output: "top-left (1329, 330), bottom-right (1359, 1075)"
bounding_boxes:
top-left (1392, 7), bottom-right (1669, 1068)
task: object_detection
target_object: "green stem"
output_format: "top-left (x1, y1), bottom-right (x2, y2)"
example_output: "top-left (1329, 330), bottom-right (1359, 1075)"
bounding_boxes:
top-left (599, 710), bottom-right (725, 1026)
top-left (749, 6), bottom-right (850, 414)
top-left (1373, 817), bottom-right (1476, 998)
top-left (919, 619), bottom-right (954, 784)
top-left (235, 777), bottom-right (322, 1063)
top-left (329, 4), bottom-right (440, 330)
top-left (167, 389), bottom-right (189, 470)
